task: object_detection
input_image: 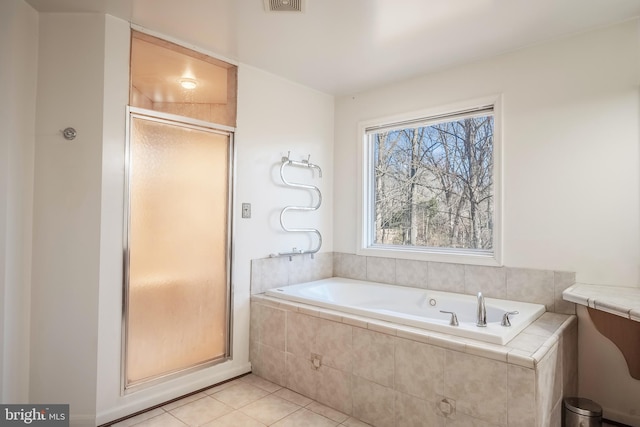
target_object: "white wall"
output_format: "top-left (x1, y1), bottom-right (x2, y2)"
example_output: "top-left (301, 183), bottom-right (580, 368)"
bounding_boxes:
top-left (334, 19), bottom-right (640, 424)
top-left (30, 13), bottom-right (106, 425)
top-left (335, 19), bottom-right (640, 287)
top-left (0, 0), bottom-right (38, 403)
top-left (234, 64), bottom-right (334, 284)
top-left (95, 14), bottom-right (133, 423)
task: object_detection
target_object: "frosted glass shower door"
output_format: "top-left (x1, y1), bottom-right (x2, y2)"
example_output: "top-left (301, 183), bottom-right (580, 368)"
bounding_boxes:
top-left (124, 110), bottom-right (232, 388)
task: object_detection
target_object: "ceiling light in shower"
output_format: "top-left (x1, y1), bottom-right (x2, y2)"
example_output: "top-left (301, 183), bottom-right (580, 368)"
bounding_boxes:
top-left (179, 78), bottom-right (197, 90)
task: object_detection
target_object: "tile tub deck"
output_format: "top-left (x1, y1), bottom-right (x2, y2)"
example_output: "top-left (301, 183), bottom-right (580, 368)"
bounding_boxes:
top-left (251, 293), bottom-right (577, 427)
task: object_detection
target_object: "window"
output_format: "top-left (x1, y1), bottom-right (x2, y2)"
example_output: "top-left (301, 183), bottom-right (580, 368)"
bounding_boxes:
top-left (359, 98), bottom-right (502, 264)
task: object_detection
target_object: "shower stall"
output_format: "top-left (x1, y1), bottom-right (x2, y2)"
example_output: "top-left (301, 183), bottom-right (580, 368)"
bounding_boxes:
top-left (123, 30), bottom-right (237, 391)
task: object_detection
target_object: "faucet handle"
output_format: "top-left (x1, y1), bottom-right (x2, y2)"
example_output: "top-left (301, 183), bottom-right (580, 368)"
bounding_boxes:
top-left (440, 310), bottom-right (459, 326)
top-left (501, 311), bottom-right (519, 327)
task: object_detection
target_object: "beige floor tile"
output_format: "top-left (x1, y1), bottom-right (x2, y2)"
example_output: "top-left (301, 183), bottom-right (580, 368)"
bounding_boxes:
top-left (204, 379), bottom-right (244, 395)
top-left (340, 417), bottom-right (372, 427)
top-left (163, 392), bottom-right (208, 411)
top-left (200, 410), bottom-right (266, 427)
top-left (210, 382), bottom-right (270, 409)
top-left (272, 408), bottom-right (338, 427)
top-left (306, 401), bottom-right (349, 423)
top-left (240, 373), bottom-right (282, 393)
top-left (239, 395), bottom-right (301, 425)
top-left (111, 408), bottom-right (165, 427)
top-left (131, 413), bottom-right (187, 427)
top-left (169, 396), bottom-right (233, 426)
top-left (273, 388), bottom-right (313, 407)
top-left (444, 412), bottom-right (496, 427)
top-left (112, 374), bottom-right (378, 427)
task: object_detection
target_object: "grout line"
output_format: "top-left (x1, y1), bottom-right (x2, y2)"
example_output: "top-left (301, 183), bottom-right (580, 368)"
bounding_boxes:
top-left (164, 411), bottom-right (188, 426)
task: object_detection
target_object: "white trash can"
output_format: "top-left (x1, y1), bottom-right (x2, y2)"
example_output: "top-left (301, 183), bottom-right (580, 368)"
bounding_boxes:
top-left (562, 397), bottom-right (602, 427)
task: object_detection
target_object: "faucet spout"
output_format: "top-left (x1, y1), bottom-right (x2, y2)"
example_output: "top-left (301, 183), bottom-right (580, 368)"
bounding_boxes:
top-left (476, 292), bottom-right (487, 327)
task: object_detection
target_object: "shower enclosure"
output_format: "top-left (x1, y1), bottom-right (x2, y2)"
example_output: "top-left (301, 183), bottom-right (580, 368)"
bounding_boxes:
top-left (124, 108), bottom-right (233, 390)
top-left (123, 30), bottom-right (237, 391)
top-left (123, 109), bottom-right (233, 389)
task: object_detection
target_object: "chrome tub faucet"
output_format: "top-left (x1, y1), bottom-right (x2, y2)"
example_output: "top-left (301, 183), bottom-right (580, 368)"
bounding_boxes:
top-left (476, 292), bottom-right (487, 327)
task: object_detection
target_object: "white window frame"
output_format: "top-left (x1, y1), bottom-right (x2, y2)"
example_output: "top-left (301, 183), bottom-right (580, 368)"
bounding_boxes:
top-left (356, 95), bottom-right (503, 266)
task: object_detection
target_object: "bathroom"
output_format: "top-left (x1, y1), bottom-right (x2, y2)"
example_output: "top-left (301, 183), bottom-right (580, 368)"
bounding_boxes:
top-left (2, 0), bottom-right (640, 426)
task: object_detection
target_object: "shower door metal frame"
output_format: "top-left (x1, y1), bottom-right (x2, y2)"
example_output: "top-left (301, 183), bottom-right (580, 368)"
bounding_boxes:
top-left (121, 106), bottom-right (235, 394)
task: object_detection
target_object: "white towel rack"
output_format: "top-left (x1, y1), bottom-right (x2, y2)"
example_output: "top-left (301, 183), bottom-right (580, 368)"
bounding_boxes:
top-left (271, 152), bottom-right (322, 260)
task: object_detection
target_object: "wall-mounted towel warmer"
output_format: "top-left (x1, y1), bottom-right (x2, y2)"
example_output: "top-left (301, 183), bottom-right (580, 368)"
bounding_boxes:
top-left (271, 152), bottom-right (322, 260)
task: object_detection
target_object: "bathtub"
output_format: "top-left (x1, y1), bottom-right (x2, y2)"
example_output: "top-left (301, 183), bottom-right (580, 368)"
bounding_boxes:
top-left (265, 277), bottom-right (545, 345)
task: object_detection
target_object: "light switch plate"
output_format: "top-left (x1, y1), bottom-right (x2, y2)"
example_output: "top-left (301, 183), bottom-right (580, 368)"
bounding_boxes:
top-left (241, 203), bottom-right (251, 218)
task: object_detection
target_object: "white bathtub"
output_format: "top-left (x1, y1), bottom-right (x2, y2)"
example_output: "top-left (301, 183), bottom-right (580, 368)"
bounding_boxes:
top-left (265, 277), bottom-right (545, 345)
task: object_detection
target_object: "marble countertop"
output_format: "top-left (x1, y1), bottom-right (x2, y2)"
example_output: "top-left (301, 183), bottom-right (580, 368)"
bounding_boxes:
top-left (562, 283), bottom-right (640, 322)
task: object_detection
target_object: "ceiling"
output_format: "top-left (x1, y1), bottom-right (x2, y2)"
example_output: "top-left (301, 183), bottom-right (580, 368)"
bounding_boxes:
top-left (24, 0), bottom-right (640, 95)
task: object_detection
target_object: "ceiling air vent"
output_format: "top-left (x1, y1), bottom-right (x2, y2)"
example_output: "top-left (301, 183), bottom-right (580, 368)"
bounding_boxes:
top-left (264, 0), bottom-right (304, 12)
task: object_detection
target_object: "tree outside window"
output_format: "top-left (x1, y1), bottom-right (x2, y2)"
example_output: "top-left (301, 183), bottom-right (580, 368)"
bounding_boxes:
top-left (369, 112), bottom-right (494, 253)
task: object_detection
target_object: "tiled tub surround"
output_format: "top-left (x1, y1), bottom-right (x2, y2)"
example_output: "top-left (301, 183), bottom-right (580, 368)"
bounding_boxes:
top-left (250, 295), bottom-right (577, 427)
top-left (251, 252), bottom-right (577, 316)
top-left (251, 252), bottom-right (334, 295)
top-left (264, 278), bottom-right (547, 345)
top-left (249, 254), bottom-right (578, 425)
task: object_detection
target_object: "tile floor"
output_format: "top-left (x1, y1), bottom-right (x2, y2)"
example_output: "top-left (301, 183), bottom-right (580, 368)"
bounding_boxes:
top-left (110, 374), bottom-right (370, 427)
top-left (108, 373), bottom-right (629, 427)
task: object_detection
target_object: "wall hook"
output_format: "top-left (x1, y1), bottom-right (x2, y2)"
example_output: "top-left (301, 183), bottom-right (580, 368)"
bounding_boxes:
top-left (62, 127), bottom-right (77, 141)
